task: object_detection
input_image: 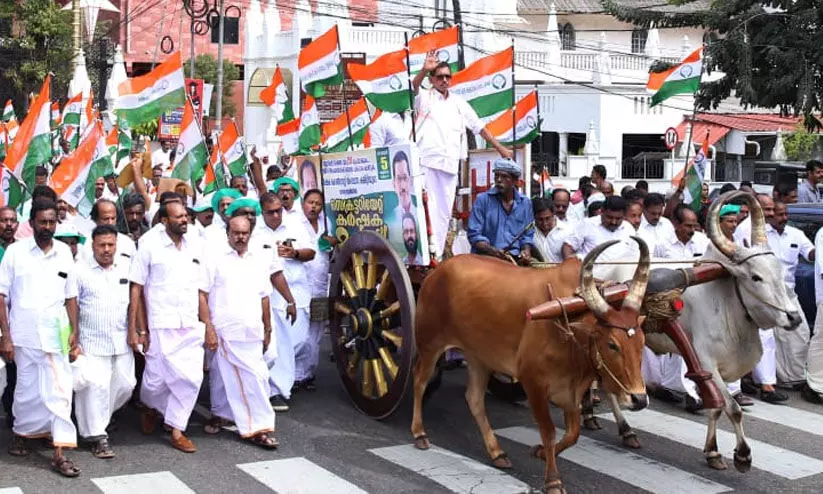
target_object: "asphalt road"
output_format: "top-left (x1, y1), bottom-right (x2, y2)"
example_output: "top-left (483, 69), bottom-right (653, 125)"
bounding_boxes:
top-left (1, 350), bottom-right (822, 494)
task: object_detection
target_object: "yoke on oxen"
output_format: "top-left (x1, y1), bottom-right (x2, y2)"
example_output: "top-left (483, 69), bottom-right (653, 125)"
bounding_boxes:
top-left (527, 261), bottom-right (731, 410)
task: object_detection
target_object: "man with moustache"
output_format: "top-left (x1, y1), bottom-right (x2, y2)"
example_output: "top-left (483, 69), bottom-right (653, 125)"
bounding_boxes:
top-left (200, 216), bottom-right (278, 448)
top-left (562, 195), bottom-right (634, 259)
top-left (0, 207), bottom-right (18, 260)
top-left (204, 188), bottom-right (242, 245)
top-left (119, 192), bottom-right (150, 244)
top-left (0, 199), bottom-right (81, 476)
top-left (401, 213), bottom-right (422, 264)
top-left (80, 199), bottom-right (136, 266)
top-left (128, 202), bottom-right (209, 453)
top-left (550, 188), bottom-right (571, 224)
top-left (531, 198), bottom-right (569, 263)
top-left (0, 206), bottom-right (17, 426)
top-left (270, 177), bottom-right (302, 226)
top-left (71, 225), bottom-right (136, 458)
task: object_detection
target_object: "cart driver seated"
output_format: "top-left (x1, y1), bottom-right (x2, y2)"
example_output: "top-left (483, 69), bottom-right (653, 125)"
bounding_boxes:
top-left (467, 158), bottom-right (534, 264)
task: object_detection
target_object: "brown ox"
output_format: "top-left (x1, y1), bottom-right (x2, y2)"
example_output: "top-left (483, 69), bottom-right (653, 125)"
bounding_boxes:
top-left (410, 238), bottom-right (651, 493)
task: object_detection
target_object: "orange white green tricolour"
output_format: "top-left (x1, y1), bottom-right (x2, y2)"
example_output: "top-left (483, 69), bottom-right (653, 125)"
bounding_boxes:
top-left (171, 100), bottom-right (208, 183)
top-left (202, 136), bottom-right (227, 194)
top-left (277, 118), bottom-right (300, 156)
top-left (485, 91), bottom-right (540, 146)
top-left (408, 26), bottom-right (459, 75)
top-left (218, 120), bottom-right (246, 177)
top-left (647, 47), bottom-right (703, 107)
top-left (322, 97), bottom-right (370, 153)
top-left (62, 92), bottom-right (83, 151)
top-left (4, 76), bottom-right (53, 189)
top-left (299, 95), bottom-right (321, 154)
top-left (450, 47), bottom-right (514, 119)
top-left (298, 26), bottom-right (343, 98)
top-left (50, 121), bottom-right (113, 207)
top-left (117, 51), bottom-right (186, 126)
top-left (259, 66), bottom-right (293, 123)
top-left (348, 50), bottom-right (411, 113)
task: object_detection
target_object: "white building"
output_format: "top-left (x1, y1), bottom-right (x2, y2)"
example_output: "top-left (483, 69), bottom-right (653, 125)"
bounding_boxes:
top-left (243, 0), bottom-right (807, 194)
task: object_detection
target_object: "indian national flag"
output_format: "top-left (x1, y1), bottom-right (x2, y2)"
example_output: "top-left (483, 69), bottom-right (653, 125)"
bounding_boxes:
top-left (485, 91), bottom-right (540, 146)
top-left (451, 47), bottom-right (514, 119)
top-left (202, 141), bottom-right (227, 194)
top-left (4, 76), bottom-right (53, 188)
top-left (115, 117), bottom-right (132, 171)
top-left (2, 100), bottom-right (14, 122)
top-left (62, 92), bottom-right (83, 151)
top-left (298, 26), bottom-right (343, 98)
top-left (260, 66), bottom-right (293, 123)
top-left (51, 102), bottom-right (61, 128)
top-left (172, 100), bottom-right (208, 183)
top-left (218, 120), bottom-right (246, 177)
top-left (277, 119), bottom-right (300, 156)
top-left (106, 125), bottom-right (118, 158)
top-left (51, 121), bottom-right (113, 207)
top-left (361, 109), bottom-right (382, 148)
top-left (117, 51), bottom-right (186, 126)
top-left (0, 166), bottom-right (23, 209)
top-left (348, 50), bottom-right (411, 113)
top-left (408, 26), bottom-right (460, 75)
top-left (80, 90), bottom-right (97, 140)
top-left (647, 47), bottom-right (703, 107)
top-left (299, 95), bottom-right (321, 154)
top-left (322, 97), bottom-right (371, 153)
top-left (681, 130), bottom-right (710, 211)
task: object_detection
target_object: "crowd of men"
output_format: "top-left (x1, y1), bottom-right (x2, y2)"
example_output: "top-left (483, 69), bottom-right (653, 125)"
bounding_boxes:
top-left (467, 158), bottom-right (823, 415)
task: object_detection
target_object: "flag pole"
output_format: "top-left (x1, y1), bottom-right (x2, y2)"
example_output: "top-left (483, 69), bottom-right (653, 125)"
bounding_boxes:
top-left (511, 41), bottom-right (516, 149)
top-left (678, 45), bottom-right (705, 210)
top-left (404, 33), bottom-right (417, 143)
top-left (335, 25), bottom-right (355, 151)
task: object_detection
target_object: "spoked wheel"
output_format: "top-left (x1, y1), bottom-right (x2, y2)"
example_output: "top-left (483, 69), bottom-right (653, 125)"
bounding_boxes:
top-left (329, 231), bottom-right (416, 419)
top-left (487, 373), bottom-right (527, 403)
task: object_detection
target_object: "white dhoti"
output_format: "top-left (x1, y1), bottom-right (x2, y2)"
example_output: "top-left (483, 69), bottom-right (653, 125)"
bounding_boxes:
top-left (297, 319), bottom-right (325, 382)
top-left (774, 293), bottom-right (810, 385)
top-left (641, 347), bottom-right (664, 385)
top-left (12, 347), bottom-right (77, 447)
top-left (265, 307), bottom-right (309, 399)
top-left (209, 338), bottom-right (275, 438)
top-left (727, 379), bottom-right (741, 395)
top-left (422, 165), bottom-right (458, 259)
top-left (752, 328), bottom-right (777, 386)
top-left (74, 352), bottom-right (136, 440)
top-left (140, 327), bottom-right (204, 431)
top-left (807, 305), bottom-right (823, 393)
top-left (660, 354), bottom-right (700, 401)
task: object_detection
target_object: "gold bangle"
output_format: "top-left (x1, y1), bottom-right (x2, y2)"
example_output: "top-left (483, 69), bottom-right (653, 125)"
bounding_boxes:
top-left (137, 331), bottom-right (147, 336)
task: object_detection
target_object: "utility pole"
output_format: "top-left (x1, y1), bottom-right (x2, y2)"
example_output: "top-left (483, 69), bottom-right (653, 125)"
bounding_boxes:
top-left (72, 0), bottom-right (81, 59)
top-left (215, 0), bottom-right (225, 132)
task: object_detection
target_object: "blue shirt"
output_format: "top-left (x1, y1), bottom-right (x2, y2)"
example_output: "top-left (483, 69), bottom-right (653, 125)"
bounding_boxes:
top-left (468, 188), bottom-right (534, 255)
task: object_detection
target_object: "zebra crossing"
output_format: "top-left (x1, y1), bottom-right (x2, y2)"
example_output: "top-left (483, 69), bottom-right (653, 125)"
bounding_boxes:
top-left (2, 400), bottom-right (821, 493)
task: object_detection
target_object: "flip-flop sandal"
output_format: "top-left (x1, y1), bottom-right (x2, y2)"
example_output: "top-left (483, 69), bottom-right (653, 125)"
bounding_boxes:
top-left (8, 436), bottom-right (30, 457)
top-left (248, 433), bottom-right (279, 450)
top-left (52, 456), bottom-right (81, 478)
top-left (204, 417), bottom-right (224, 435)
top-left (91, 439), bottom-right (115, 459)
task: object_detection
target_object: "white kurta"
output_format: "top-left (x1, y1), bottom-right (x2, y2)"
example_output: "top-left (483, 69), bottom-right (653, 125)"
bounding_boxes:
top-left (302, 214), bottom-right (330, 381)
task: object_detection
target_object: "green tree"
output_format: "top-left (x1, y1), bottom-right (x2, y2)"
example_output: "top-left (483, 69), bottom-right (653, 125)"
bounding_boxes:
top-left (0, 0), bottom-right (73, 113)
top-left (602, 0), bottom-right (823, 129)
top-left (186, 54), bottom-right (239, 118)
top-left (782, 125), bottom-right (820, 161)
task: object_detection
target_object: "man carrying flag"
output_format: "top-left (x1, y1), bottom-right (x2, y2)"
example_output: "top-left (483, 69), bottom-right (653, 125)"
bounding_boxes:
top-left (412, 51), bottom-right (512, 260)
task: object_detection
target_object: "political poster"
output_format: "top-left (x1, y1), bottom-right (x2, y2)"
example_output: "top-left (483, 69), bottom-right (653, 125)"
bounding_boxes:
top-left (319, 144), bottom-right (429, 266)
top-left (158, 79), bottom-right (204, 139)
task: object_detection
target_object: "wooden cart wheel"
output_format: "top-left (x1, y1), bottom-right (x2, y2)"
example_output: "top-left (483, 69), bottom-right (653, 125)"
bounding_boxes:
top-left (328, 231), bottom-right (416, 419)
top-left (487, 373), bottom-right (527, 403)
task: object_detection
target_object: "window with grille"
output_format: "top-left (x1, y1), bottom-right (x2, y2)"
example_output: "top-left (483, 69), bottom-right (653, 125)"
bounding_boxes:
top-left (631, 29), bottom-right (647, 54)
top-left (560, 24), bottom-right (575, 51)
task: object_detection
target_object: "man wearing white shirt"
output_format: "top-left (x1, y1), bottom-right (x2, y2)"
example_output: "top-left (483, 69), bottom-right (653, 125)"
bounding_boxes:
top-left (550, 189), bottom-right (571, 224)
top-left (258, 192), bottom-right (314, 411)
top-left (203, 188), bottom-right (241, 246)
top-left (72, 225), bottom-right (136, 459)
top-left (369, 111), bottom-right (409, 148)
top-left (562, 196), bottom-right (635, 259)
top-left (271, 177), bottom-right (303, 226)
top-left (638, 193), bottom-right (676, 254)
top-left (0, 199), bottom-right (81, 476)
top-left (532, 198), bottom-right (569, 263)
top-left (199, 216), bottom-right (278, 449)
top-left (80, 200), bottom-right (136, 266)
top-left (411, 53), bottom-right (512, 260)
top-left (151, 140), bottom-right (172, 173)
top-left (644, 205), bottom-right (708, 412)
top-left (128, 202), bottom-right (209, 453)
top-left (806, 223), bottom-right (823, 404)
top-left (756, 201), bottom-right (813, 396)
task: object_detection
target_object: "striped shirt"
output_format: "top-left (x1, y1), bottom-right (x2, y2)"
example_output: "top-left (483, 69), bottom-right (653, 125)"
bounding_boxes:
top-left (70, 259), bottom-right (131, 356)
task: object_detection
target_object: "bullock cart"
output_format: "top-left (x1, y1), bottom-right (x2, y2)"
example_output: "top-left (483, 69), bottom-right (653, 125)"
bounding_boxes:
top-left (314, 144), bottom-right (533, 418)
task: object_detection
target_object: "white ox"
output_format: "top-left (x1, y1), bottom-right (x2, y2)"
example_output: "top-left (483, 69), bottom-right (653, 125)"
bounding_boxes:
top-left (594, 191), bottom-right (801, 472)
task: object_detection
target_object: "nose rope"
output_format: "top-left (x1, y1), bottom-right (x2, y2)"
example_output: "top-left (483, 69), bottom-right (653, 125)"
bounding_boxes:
top-left (555, 298), bottom-right (634, 396)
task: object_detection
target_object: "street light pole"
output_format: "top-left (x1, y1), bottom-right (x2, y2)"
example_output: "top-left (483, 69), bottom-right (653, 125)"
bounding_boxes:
top-left (72, 0), bottom-right (81, 58)
top-left (215, 0), bottom-right (225, 132)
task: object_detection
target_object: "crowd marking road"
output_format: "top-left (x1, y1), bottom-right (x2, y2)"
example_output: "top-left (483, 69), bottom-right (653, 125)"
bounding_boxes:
top-left (237, 457), bottom-right (368, 494)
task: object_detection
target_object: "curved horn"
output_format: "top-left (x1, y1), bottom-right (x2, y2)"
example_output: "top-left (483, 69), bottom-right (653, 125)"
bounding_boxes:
top-left (623, 236), bottom-right (650, 313)
top-left (738, 192), bottom-right (767, 247)
top-left (706, 190), bottom-right (738, 258)
top-left (579, 240), bottom-right (620, 318)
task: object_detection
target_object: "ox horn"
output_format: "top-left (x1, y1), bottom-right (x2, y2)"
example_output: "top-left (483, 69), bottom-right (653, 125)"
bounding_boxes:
top-left (706, 190), bottom-right (738, 258)
top-left (740, 192), bottom-right (767, 247)
top-left (580, 240), bottom-right (621, 318)
top-left (623, 236), bottom-right (650, 313)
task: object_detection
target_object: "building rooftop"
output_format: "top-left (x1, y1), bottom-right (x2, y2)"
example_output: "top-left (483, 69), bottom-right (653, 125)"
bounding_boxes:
top-left (517, 0), bottom-right (711, 15)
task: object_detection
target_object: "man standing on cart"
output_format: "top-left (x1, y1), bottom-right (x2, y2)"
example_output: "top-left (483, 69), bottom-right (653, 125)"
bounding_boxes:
top-left (413, 51), bottom-right (513, 260)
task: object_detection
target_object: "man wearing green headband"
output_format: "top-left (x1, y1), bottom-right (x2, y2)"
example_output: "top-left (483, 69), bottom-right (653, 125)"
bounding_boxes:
top-left (270, 177), bottom-right (301, 225)
top-left (718, 204), bottom-right (740, 241)
top-left (204, 188), bottom-right (242, 246)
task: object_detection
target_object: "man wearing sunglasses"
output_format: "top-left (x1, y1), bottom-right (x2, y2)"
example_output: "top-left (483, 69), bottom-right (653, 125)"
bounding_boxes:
top-left (412, 50), bottom-right (513, 260)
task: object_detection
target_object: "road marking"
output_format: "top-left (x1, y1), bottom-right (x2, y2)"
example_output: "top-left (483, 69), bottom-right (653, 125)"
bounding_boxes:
top-left (0, 489), bottom-right (24, 494)
top-left (92, 471), bottom-right (195, 493)
top-left (596, 408), bottom-right (823, 480)
top-left (369, 444), bottom-right (531, 494)
top-left (237, 457), bottom-right (367, 494)
top-left (743, 401), bottom-right (823, 437)
top-left (496, 426), bottom-right (732, 494)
